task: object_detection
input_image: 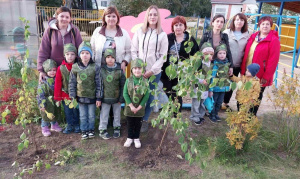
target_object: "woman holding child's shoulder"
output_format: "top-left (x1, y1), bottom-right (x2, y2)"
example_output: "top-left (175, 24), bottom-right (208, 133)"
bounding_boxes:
top-left (90, 6), bottom-right (131, 72)
top-left (37, 7), bottom-right (82, 82)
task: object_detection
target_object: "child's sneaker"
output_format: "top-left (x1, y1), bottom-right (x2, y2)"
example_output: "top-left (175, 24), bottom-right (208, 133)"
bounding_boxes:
top-left (194, 118), bottom-right (205, 125)
top-left (63, 125), bottom-right (73, 134)
top-left (215, 115), bottom-right (221, 122)
top-left (134, 139), bottom-right (141, 148)
top-left (74, 125), bottom-right (81, 133)
top-left (51, 122), bottom-right (63, 132)
top-left (113, 127), bottom-right (121, 138)
top-left (42, 126), bottom-right (51, 137)
top-left (81, 131), bottom-right (88, 140)
top-left (124, 138), bottom-right (133, 147)
top-left (88, 130), bottom-right (95, 138)
top-left (99, 130), bottom-right (111, 140)
top-left (209, 114), bottom-right (217, 123)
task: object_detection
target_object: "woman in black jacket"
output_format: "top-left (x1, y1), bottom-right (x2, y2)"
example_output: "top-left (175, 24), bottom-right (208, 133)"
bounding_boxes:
top-left (199, 14), bottom-right (233, 75)
top-left (161, 16), bottom-right (199, 111)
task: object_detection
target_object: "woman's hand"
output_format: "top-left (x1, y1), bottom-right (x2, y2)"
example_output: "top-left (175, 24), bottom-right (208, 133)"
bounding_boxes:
top-left (143, 71), bottom-right (153, 79)
top-left (261, 78), bottom-right (267, 85)
top-left (39, 72), bottom-right (46, 83)
top-left (121, 62), bottom-right (127, 73)
top-left (229, 68), bottom-right (233, 76)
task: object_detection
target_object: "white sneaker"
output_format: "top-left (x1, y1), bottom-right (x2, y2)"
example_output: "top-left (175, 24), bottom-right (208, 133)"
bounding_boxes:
top-left (124, 138), bottom-right (133, 147)
top-left (134, 139), bottom-right (141, 148)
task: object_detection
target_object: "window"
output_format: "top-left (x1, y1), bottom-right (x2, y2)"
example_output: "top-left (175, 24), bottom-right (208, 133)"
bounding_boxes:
top-left (214, 5), bottom-right (228, 18)
top-left (101, 1), bottom-right (107, 7)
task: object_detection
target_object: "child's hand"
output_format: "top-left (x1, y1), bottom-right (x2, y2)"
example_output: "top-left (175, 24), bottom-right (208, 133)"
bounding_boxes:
top-left (202, 80), bottom-right (207, 85)
top-left (135, 105), bottom-right (142, 112)
top-left (56, 101), bottom-right (61, 106)
top-left (40, 107), bottom-right (45, 112)
top-left (96, 101), bottom-right (101, 107)
top-left (129, 103), bottom-right (137, 113)
top-left (228, 68), bottom-right (233, 76)
top-left (208, 91), bottom-right (213, 97)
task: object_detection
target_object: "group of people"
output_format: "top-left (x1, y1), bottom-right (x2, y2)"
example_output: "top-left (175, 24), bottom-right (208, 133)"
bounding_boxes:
top-left (36, 5), bottom-right (280, 148)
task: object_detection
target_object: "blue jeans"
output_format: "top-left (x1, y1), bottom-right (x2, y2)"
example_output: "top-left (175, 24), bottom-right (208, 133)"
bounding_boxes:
top-left (41, 120), bottom-right (56, 127)
top-left (63, 101), bottom-right (79, 127)
top-left (78, 103), bottom-right (96, 132)
top-left (143, 72), bottom-right (161, 121)
top-left (211, 92), bottom-right (225, 117)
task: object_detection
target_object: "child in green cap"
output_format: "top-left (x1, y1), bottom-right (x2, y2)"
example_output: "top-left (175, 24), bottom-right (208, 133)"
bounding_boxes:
top-left (69, 41), bottom-right (103, 140)
top-left (37, 59), bottom-right (63, 137)
top-left (54, 43), bottom-right (80, 134)
top-left (123, 58), bottom-right (150, 148)
top-left (98, 48), bottom-right (126, 139)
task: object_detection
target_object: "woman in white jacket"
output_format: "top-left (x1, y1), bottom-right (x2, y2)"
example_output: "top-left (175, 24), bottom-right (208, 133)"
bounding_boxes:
top-left (131, 5), bottom-right (168, 132)
top-left (90, 6), bottom-right (131, 72)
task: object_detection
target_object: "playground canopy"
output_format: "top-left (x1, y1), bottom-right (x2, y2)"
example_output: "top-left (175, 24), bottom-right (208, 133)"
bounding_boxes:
top-left (257, 0), bottom-right (300, 13)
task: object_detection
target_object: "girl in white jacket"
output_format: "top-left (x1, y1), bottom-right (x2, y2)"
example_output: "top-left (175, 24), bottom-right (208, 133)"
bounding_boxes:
top-left (131, 5), bottom-right (168, 132)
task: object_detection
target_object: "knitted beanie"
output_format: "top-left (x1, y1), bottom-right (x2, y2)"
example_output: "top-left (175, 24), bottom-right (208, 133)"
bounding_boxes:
top-left (215, 44), bottom-right (227, 54)
top-left (200, 42), bottom-right (214, 53)
top-left (64, 43), bottom-right (77, 55)
top-left (131, 58), bottom-right (144, 71)
top-left (104, 48), bottom-right (116, 60)
top-left (43, 59), bottom-right (57, 73)
top-left (247, 63), bottom-right (260, 77)
top-left (78, 41), bottom-right (93, 57)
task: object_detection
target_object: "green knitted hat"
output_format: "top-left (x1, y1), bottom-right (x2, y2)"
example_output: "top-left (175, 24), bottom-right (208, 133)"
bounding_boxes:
top-left (104, 48), bottom-right (116, 60)
top-left (215, 44), bottom-right (227, 54)
top-left (131, 58), bottom-right (144, 71)
top-left (200, 42), bottom-right (214, 52)
top-left (43, 59), bottom-right (57, 73)
top-left (64, 43), bottom-right (77, 55)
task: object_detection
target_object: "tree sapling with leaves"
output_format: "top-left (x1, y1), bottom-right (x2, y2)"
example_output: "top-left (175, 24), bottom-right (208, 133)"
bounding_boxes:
top-left (123, 59), bottom-right (150, 148)
top-left (69, 41), bottom-right (103, 140)
top-left (37, 59), bottom-right (63, 137)
top-left (209, 44), bottom-right (231, 123)
top-left (54, 43), bottom-right (80, 134)
top-left (190, 42), bottom-right (214, 125)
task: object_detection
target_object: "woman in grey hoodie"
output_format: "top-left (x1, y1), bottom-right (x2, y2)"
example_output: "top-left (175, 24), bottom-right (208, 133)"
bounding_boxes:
top-left (37, 7), bottom-right (82, 82)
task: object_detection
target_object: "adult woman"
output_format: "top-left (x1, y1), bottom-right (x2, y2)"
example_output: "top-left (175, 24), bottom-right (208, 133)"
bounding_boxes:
top-left (161, 16), bottom-right (199, 112)
top-left (131, 5), bottom-right (168, 132)
top-left (90, 6), bottom-right (131, 71)
top-left (199, 14), bottom-right (233, 75)
top-left (222, 13), bottom-right (250, 109)
top-left (240, 16), bottom-right (280, 115)
top-left (37, 7), bottom-right (82, 82)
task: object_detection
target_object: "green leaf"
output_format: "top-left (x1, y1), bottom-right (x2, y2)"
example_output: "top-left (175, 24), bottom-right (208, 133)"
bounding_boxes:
top-left (181, 142), bottom-right (188, 153)
top-left (149, 75), bottom-right (156, 83)
top-left (185, 152), bottom-right (191, 161)
top-left (170, 118), bottom-right (176, 125)
top-left (20, 170), bottom-right (25, 177)
top-left (231, 82), bottom-right (237, 91)
top-left (20, 132), bottom-right (26, 140)
top-left (178, 135), bottom-right (184, 144)
top-left (24, 139), bottom-right (29, 148)
top-left (28, 170), bottom-right (33, 175)
top-left (245, 81), bottom-right (253, 90)
top-left (201, 161), bottom-right (207, 169)
top-left (45, 163), bottom-right (51, 169)
top-left (18, 143), bottom-right (24, 151)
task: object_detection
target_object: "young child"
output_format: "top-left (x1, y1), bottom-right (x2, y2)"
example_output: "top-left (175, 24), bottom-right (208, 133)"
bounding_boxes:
top-left (209, 44), bottom-right (231, 123)
top-left (123, 59), bottom-right (150, 148)
top-left (69, 41), bottom-right (103, 140)
top-left (190, 42), bottom-right (214, 125)
top-left (37, 59), bottom-right (63, 136)
top-left (54, 43), bottom-right (80, 134)
top-left (231, 63), bottom-right (261, 116)
top-left (98, 48), bottom-right (126, 139)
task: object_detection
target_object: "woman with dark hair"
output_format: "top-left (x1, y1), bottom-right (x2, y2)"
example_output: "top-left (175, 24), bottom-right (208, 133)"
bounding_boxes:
top-left (90, 6), bottom-right (131, 71)
top-left (222, 13), bottom-right (250, 109)
top-left (161, 16), bottom-right (199, 112)
top-left (199, 14), bottom-right (233, 75)
top-left (37, 6), bottom-right (83, 82)
top-left (240, 16), bottom-right (280, 115)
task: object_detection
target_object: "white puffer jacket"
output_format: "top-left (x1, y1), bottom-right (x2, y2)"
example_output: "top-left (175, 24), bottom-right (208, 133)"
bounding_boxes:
top-left (131, 27), bottom-right (168, 75)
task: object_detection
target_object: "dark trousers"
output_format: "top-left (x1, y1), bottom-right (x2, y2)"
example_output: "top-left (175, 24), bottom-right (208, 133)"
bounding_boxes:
top-left (224, 67), bottom-right (241, 104)
top-left (127, 116), bottom-right (142, 139)
top-left (161, 77), bottom-right (183, 112)
top-left (237, 87), bottom-right (266, 116)
top-left (211, 92), bottom-right (225, 116)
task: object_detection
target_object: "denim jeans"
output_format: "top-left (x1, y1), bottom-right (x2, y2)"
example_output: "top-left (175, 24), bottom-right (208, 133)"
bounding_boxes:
top-left (78, 103), bottom-right (96, 132)
top-left (143, 72), bottom-right (161, 122)
top-left (211, 92), bottom-right (225, 117)
top-left (63, 101), bottom-right (79, 127)
top-left (41, 120), bottom-right (56, 127)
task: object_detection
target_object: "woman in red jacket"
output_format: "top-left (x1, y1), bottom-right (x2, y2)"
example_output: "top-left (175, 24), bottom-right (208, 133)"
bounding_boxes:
top-left (240, 16), bottom-right (280, 115)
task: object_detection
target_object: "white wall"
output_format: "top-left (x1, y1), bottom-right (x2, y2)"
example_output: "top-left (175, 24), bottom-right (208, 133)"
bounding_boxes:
top-left (230, 5), bottom-right (243, 19)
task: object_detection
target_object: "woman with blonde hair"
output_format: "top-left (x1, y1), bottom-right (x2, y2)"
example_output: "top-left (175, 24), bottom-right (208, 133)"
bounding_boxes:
top-left (131, 5), bottom-right (168, 132)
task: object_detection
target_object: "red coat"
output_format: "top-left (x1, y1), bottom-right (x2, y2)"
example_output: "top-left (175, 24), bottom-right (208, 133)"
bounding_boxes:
top-left (241, 30), bottom-right (280, 87)
top-left (54, 60), bottom-right (73, 101)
